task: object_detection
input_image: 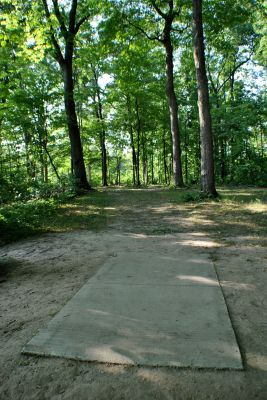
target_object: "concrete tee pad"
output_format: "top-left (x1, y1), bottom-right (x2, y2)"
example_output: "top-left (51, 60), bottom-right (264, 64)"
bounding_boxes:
top-left (22, 235), bottom-right (243, 369)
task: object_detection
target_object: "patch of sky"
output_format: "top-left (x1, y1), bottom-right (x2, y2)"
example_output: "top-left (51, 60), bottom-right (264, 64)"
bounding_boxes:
top-left (236, 61), bottom-right (266, 96)
top-left (98, 73), bottom-right (113, 89)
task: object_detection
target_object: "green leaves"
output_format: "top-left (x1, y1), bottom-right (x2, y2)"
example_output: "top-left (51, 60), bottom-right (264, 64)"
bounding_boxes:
top-left (0, 0), bottom-right (265, 197)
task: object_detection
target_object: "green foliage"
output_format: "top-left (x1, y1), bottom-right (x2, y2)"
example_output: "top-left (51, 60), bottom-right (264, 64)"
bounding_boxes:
top-left (0, 0), bottom-right (265, 225)
top-left (0, 173), bottom-right (77, 203)
top-left (0, 199), bottom-right (58, 243)
top-left (0, 173), bottom-right (30, 203)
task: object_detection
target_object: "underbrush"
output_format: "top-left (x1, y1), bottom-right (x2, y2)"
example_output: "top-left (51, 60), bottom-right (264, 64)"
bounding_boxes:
top-left (0, 175), bottom-right (77, 203)
top-left (0, 189), bottom-right (108, 244)
top-left (0, 199), bottom-right (58, 243)
top-left (0, 176), bottom-right (80, 243)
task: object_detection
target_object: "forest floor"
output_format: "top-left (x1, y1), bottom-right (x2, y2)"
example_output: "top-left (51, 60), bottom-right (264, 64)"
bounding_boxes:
top-left (0, 187), bottom-right (267, 400)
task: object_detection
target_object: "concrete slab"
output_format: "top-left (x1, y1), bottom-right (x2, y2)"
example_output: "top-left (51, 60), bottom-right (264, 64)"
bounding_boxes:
top-left (22, 248), bottom-right (243, 369)
top-left (91, 252), bottom-right (219, 287)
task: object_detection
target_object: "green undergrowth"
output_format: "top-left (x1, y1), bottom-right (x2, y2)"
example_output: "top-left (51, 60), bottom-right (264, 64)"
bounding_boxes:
top-left (0, 186), bottom-right (266, 244)
top-left (0, 199), bottom-right (58, 243)
top-left (0, 190), bottom-right (112, 243)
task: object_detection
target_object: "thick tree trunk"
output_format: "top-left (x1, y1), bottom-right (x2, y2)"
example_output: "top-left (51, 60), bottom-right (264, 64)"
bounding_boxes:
top-left (150, 1), bottom-right (183, 187)
top-left (164, 37), bottom-right (183, 187)
top-left (192, 0), bottom-right (217, 196)
top-left (62, 62), bottom-right (90, 190)
top-left (42, 0), bottom-right (90, 191)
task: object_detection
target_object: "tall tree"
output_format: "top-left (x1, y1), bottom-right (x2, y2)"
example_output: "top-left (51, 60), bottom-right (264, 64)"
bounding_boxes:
top-left (192, 0), bottom-right (217, 196)
top-left (124, 0), bottom-right (184, 186)
top-left (90, 64), bottom-right (108, 186)
top-left (41, 0), bottom-right (90, 190)
top-left (150, 0), bottom-right (184, 187)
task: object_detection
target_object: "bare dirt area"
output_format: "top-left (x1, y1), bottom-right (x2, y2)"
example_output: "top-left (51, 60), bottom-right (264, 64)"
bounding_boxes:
top-left (0, 188), bottom-right (266, 400)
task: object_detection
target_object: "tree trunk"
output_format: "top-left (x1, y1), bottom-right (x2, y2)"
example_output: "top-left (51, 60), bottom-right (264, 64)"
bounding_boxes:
top-left (220, 139), bottom-right (227, 183)
top-left (164, 36), bottom-right (183, 187)
top-left (163, 134), bottom-right (168, 184)
top-left (141, 130), bottom-right (147, 185)
top-left (98, 113), bottom-right (108, 187)
top-left (44, 155), bottom-right (48, 183)
top-left (42, 0), bottom-right (90, 191)
top-left (116, 156), bottom-right (121, 185)
top-left (61, 62), bottom-right (90, 190)
top-left (100, 128), bottom-right (108, 187)
top-left (126, 95), bottom-right (137, 185)
top-left (150, 1), bottom-right (183, 187)
top-left (135, 97), bottom-right (141, 186)
top-left (92, 66), bottom-right (108, 186)
top-left (151, 150), bottom-right (154, 184)
top-left (130, 130), bottom-right (137, 185)
top-left (184, 119), bottom-right (189, 184)
top-left (192, 0), bottom-right (217, 196)
top-left (93, 95), bottom-right (108, 187)
top-left (42, 142), bottom-right (60, 181)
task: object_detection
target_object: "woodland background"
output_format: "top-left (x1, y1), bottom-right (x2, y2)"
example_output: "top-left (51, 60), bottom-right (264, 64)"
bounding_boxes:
top-left (0, 0), bottom-right (266, 205)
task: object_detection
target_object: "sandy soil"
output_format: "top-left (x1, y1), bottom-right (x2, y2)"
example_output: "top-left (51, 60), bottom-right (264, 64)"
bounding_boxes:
top-left (0, 190), bottom-right (267, 400)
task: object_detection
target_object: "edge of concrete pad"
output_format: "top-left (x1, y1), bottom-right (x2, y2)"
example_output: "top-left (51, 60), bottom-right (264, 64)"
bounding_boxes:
top-left (21, 347), bottom-right (244, 371)
top-left (211, 261), bottom-right (245, 370)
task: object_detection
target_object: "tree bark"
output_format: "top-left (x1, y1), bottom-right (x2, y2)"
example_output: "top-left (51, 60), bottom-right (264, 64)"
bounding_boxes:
top-left (163, 34), bottom-right (183, 187)
top-left (151, 145), bottom-right (154, 184)
top-left (97, 98), bottom-right (108, 187)
top-left (150, 1), bottom-right (183, 187)
top-left (192, 0), bottom-right (217, 196)
top-left (61, 62), bottom-right (89, 189)
top-left (135, 97), bottom-right (141, 186)
top-left (91, 66), bottom-right (108, 186)
top-left (220, 138), bottom-right (227, 183)
top-left (126, 95), bottom-right (137, 185)
top-left (162, 133), bottom-right (168, 184)
top-left (184, 115), bottom-right (189, 184)
top-left (42, 0), bottom-right (90, 191)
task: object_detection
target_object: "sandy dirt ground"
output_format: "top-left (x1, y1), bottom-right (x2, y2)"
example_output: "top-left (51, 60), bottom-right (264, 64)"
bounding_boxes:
top-left (0, 190), bottom-right (266, 400)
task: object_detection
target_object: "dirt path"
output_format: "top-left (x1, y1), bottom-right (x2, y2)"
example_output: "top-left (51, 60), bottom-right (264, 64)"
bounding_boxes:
top-left (0, 188), bottom-right (266, 399)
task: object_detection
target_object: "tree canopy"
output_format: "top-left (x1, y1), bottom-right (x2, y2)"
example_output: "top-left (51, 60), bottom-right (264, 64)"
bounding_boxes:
top-left (0, 0), bottom-right (266, 201)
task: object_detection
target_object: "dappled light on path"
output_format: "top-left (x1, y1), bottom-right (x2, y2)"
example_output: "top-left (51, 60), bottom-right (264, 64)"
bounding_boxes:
top-left (246, 353), bottom-right (267, 371)
top-left (176, 275), bottom-right (219, 286)
top-left (174, 237), bottom-right (221, 248)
